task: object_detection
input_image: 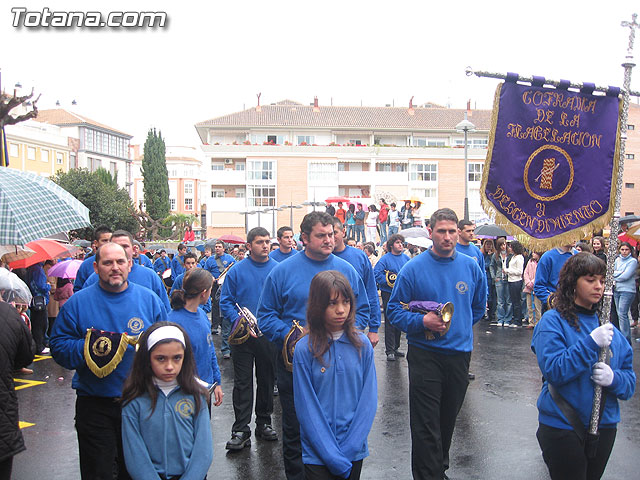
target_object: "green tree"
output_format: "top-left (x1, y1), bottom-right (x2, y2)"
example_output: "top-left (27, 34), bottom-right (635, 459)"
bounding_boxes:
top-left (53, 168), bottom-right (139, 238)
top-left (141, 129), bottom-right (170, 220)
top-left (164, 213), bottom-right (198, 239)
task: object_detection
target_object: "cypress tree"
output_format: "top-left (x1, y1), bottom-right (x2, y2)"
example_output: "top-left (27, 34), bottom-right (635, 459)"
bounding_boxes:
top-left (141, 128), bottom-right (170, 220)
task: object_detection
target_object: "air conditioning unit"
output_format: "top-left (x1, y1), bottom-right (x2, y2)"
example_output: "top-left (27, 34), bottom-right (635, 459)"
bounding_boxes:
top-left (224, 159), bottom-right (233, 165)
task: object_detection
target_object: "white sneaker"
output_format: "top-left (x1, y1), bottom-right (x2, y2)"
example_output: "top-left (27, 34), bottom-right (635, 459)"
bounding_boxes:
top-left (41, 347), bottom-right (50, 355)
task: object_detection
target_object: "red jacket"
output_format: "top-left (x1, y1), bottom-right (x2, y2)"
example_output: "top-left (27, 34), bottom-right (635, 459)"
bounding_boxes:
top-left (378, 204), bottom-right (389, 223)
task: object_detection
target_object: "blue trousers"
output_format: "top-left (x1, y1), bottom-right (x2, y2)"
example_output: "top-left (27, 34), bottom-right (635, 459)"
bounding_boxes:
top-left (614, 290), bottom-right (634, 342)
top-left (495, 280), bottom-right (512, 323)
top-left (355, 225), bottom-right (365, 243)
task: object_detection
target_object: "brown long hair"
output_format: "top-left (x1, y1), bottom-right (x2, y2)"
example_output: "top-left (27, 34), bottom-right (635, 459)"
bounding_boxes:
top-left (493, 237), bottom-right (506, 262)
top-left (306, 270), bottom-right (362, 365)
top-left (121, 321), bottom-right (207, 414)
top-left (551, 253), bottom-right (606, 331)
top-left (170, 268), bottom-right (213, 310)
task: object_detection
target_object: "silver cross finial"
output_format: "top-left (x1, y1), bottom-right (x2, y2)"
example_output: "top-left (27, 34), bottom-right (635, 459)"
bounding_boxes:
top-left (621, 13), bottom-right (639, 56)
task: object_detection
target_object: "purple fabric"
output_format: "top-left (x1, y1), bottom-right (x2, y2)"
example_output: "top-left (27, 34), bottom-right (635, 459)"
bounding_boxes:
top-left (407, 301), bottom-right (443, 314)
top-left (484, 81), bottom-right (620, 239)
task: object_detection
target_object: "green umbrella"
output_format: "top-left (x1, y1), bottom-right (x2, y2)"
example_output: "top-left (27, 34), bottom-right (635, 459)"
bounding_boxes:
top-left (0, 167), bottom-right (91, 245)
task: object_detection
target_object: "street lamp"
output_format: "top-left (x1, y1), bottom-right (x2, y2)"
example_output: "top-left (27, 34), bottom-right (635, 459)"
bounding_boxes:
top-left (262, 206), bottom-right (283, 237)
top-left (302, 200), bottom-right (326, 212)
top-left (280, 203), bottom-right (303, 230)
top-left (456, 112), bottom-right (476, 221)
top-left (239, 209), bottom-right (256, 235)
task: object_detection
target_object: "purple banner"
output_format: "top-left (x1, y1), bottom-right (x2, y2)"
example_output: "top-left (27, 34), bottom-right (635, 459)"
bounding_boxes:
top-left (481, 79), bottom-right (620, 246)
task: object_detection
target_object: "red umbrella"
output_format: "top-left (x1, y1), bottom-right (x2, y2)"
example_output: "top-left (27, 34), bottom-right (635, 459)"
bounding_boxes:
top-left (618, 232), bottom-right (638, 247)
top-left (8, 239), bottom-right (79, 269)
top-left (218, 234), bottom-right (246, 245)
top-left (325, 196), bottom-right (351, 204)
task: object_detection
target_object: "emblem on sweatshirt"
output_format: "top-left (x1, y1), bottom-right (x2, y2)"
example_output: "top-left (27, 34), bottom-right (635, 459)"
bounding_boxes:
top-left (456, 281), bottom-right (469, 294)
top-left (176, 399), bottom-right (195, 418)
top-left (128, 317), bottom-right (144, 333)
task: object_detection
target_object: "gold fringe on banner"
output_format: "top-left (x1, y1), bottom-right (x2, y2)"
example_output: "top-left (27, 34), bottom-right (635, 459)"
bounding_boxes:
top-left (479, 83), bottom-right (622, 251)
top-left (83, 329), bottom-right (137, 378)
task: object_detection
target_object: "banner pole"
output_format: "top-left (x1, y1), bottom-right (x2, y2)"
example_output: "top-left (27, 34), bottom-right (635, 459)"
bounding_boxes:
top-left (589, 13), bottom-right (639, 436)
top-left (466, 67), bottom-right (640, 97)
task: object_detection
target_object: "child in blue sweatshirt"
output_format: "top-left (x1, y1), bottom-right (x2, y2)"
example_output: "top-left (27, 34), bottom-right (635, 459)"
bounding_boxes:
top-left (532, 253), bottom-right (635, 480)
top-left (293, 271), bottom-right (377, 480)
top-left (121, 322), bottom-right (213, 480)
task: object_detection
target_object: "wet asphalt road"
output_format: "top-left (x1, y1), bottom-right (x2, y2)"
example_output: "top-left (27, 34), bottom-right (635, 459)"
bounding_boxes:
top-left (12, 322), bottom-right (640, 480)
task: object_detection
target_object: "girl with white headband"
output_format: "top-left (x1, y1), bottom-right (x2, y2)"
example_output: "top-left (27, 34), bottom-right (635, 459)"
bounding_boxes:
top-left (121, 321), bottom-right (213, 479)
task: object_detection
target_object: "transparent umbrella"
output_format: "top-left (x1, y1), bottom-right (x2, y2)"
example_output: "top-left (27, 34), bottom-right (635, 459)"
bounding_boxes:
top-left (0, 267), bottom-right (32, 305)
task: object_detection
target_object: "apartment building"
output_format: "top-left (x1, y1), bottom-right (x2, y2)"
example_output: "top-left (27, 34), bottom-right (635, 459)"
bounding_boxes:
top-left (619, 102), bottom-right (640, 216)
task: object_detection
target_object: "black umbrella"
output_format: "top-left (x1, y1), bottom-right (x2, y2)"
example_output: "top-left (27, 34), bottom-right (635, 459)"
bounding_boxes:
top-left (619, 215), bottom-right (640, 224)
top-left (475, 224), bottom-right (509, 237)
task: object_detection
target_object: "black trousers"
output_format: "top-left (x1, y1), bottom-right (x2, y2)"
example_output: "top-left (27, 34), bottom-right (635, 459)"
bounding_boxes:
top-left (487, 282), bottom-right (497, 320)
top-left (0, 456), bottom-right (12, 480)
top-left (407, 346), bottom-right (470, 480)
top-left (30, 308), bottom-right (48, 353)
top-left (537, 424), bottom-right (616, 480)
top-left (509, 280), bottom-right (523, 324)
top-left (211, 284), bottom-right (221, 330)
top-left (382, 290), bottom-right (401, 355)
top-left (277, 356), bottom-right (304, 480)
top-left (230, 336), bottom-right (276, 433)
top-left (304, 460), bottom-right (363, 480)
top-left (75, 396), bottom-right (131, 480)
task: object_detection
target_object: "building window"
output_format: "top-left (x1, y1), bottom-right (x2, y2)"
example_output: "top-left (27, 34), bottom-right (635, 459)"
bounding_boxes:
top-left (70, 153), bottom-right (77, 169)
top-left (410, 163), bottom-right (437, 182)
top-left (454, 138), bottom-right (488, 148)
top-left (628, 124), bottom-right (635, 130)
top-left (89, 157), bottom-right (101, 172)
top-left (184, 181), bottom-right (194, 195)
top-left (297, 135), bottom-right (314, 145)
top-left (625, 211), bottom-right (635, 216)
top-left (235, 188), bottom-right (246, 198)
top-left (185, 198), bottom-right (193, 211)
top-left (41, 149), bottom-right (50, 162)
top-left (626, 154), bottom-right (635, 160)
top-left (9, 143), bottom-right (18, 157)
top-left (56, 152), bottom-right (64, 164)
top-left (468, 163), bottom-right (483, 182)
top-left (211, 188), bottom-right (225, 198)
top-left (395, 163), bottom-right (407, 172)
top-left (625, 183), bottom-right (635, 189)
top-left (168, 168), bottom-right (179, 177)
top-left (247, 160), bottom-right (274, 181)
top-left (248, 185), bottom-right (275, 207)
top-left (27, 147), bottom-right (36, 160)
top-left (411, 188), bottom-right (437, 198)
top-left (211, 161), bottom-right (224, 171)
top-left (170, 198), bottom-right (176, 210)
top-left (309, 162), bottom-right (337, 183)
top-left (349, 139), bottom-right (362, 146)
top-left (235, 163), bottom-right (245, 171)
top-left (376, 163), bottom-right (392, 172)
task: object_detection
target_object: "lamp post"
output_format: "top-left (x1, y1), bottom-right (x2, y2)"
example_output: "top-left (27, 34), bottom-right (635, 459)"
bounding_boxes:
top-left (239, 209), bottom-right (256, 235)
top-left (456, 112), bottom-right (476, 221)
top-left (262, 206), bottom-right (283, 237)
top-left (280, 203), bottom-right (303, 230)
top-left (302, 200), bottom-right (326, 212)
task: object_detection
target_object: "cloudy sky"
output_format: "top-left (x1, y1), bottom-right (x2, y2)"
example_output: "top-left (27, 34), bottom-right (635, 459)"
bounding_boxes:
top-left (2, 0), bottom-right (638, 147)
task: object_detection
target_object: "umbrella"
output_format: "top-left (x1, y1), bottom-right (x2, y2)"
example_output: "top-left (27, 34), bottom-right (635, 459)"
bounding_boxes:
top-left (403, 197), bottom-right (423, 204)
top-left (373, 191), bottom-right (398, 204)
top-left (72, 239), bottom-right (91, 248)
top-left (47, 259), bottom-right (83, 279)
top-left (0, 267), bottom-right (32, 304)
top-left (325, 196), bottom-right (351, 204)
top-left (218, 234), bottom-right (245, 244)
top-left (0, 245), bottom-right (36, 263)
top-left (619, 214), bottom-right (640, 224)
top-left (165, 248), bottom-right (178, 255)
top-left (8, 239), bottom-right (79, 269)
top-left (0, 167), bottom-right (92, 245)
top-left (475, 224), bottom-right (509, 238)
top-left (405, 237), bottom-right (433, 249)
top-left (401, 227), bottom-right (430, 239)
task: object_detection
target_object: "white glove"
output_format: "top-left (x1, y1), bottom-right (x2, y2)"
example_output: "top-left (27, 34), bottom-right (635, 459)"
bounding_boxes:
top-left (589, 323), bottom-right (614, 348)
top-left (592, 362), bottom-right (614, 387)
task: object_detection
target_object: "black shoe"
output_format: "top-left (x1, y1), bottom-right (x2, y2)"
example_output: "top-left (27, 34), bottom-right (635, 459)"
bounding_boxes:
top-left (395, 350), bottom-right (405, 358)
top-left (273, 385), bottom-right (279, 396)
top-left (255, 424), bottom-right (278, 441)
top-left (212, 328), bottom-right (220, 335)
top-left (386, 353), bottom-right (396, 361)
top-left (468, 372), bottom-right (476, 380)
top-left (226, 431), bottom-right (251, 450)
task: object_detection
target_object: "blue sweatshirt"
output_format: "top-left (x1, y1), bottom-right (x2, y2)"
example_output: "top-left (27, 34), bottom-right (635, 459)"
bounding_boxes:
top-left (257, 252), bottom-right (371, 346)
top-left (198, 255), bottom-right (211, 269)
top-left (170, 271), bottom-right (212, 314)
top-left (456, 242), bottom-right (485, 273)
top-left (50, 282), bottom-right (166, 397)
top-left (387, 249), bottom-right (487, 354)
top-left (133, 254), bottom-right (153, 268)
top-left (171, 255), bottom-right (186, 281)
top-left (333, 246), bottom-right (381, 332)
top-left (531, 308), bottom-right (635, 429)
top-left (167, 308), bottom-right (220, 385)
top-left (83, 263), bottom-right (171, 314)
top-left (122, 387), bottom-right (212, 480)
top-left (613, 254), bottom-right (638, 293)
top-left (219, 256), bottom-right (278, 321)
top-left (270, 248), bottom-right (298, 263)
top-left (28, 263), bottom-right (51, 303)
top-left (74, 255), bottom-right (96, 292)
top-left (373, 252), bottom-right (411, 294)
top-left (153, 256), bottom-right (170, 274)
top-left (204, 253), bottom-right (235, 279)
top-left (533, 248), bottom-right (573, 305)
top-left (293, 332), bottom-right (377, 477)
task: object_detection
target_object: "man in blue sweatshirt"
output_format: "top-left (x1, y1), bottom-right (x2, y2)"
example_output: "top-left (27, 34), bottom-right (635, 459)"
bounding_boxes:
top-left (534, 245), bottom-right (573, 311)
top-left (205, 240), bottom-right (236, 349)
top-left (73, 225), bottom-right (112, 292)
top-left (331, 217), bottom-right (381, 347)
top-left (456, 220), bottom-right (485, 272)
top-left (50, 242), bottom-right (165, 480)
top-left (257, 212), bottom-right (370, 480)
top-left (270, 226), bottom-right (299, 262)
top-left (171, 243), bottom-right (187, 281)
top-left (220, 227), bottom-right (279, 451)
top-left (374, 233), bottom-right (411, 360)
top-left (387, 208), bottom-right (487, 480)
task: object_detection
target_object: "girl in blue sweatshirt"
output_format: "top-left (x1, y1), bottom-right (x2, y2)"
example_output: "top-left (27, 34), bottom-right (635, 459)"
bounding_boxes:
top-left (293, 271), bottom-right (377, 480)
top-left (121, 322), bottom-right (213, 480)
top-left (532, 253), bottom-right (635, 480)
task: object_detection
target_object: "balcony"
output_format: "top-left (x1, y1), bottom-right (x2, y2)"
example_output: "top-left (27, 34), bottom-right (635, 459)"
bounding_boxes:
top-left (208, 169), bottom-right (246, 185)
top-left (338, 170), bottom-right (408, 186)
